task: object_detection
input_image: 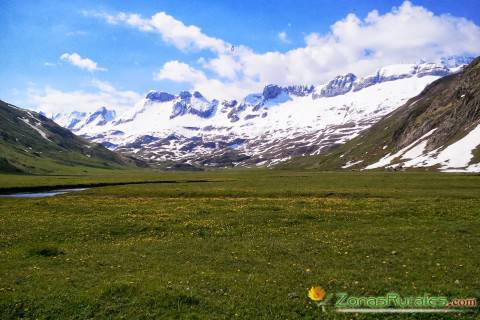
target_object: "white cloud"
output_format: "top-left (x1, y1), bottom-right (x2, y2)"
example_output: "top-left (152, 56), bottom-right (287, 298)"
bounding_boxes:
top-left (154, 60), bottom-right (207, 83)
top-left (85, 10), bottom-right (229, 53)
top-left (60, 52), bottom-right (107, 72)
top-left (232, 1), bottom-right (480, 88)
top-left (200, 54), bottom-right (242, 80)
top-left (277, 31), bottom-right (290, 44)
top-left (153, 60), bottom-right (257, 99)
top-left (27, 80), bottom-right (141, 115)
top-left (89, 1), bottom-right (480, 100)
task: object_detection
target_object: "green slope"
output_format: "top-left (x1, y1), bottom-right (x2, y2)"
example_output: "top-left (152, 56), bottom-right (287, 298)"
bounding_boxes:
top-left (0, 100), bottom-right (142, 174)
top-left (281, 56), bottom-right (480, 170)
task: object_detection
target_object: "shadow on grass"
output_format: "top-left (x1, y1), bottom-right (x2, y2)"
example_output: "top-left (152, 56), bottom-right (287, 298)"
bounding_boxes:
top-left (28, 245), bottom-right (65, 257)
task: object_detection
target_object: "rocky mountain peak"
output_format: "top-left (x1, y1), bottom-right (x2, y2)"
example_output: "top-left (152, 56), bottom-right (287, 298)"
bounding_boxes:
top-left (179, 91), bottom-right (192, 100)
top-left (85, 107), bottom-right (116, 126)
top-left (316, 73), bottom-right (357, 98)
top-left (193, 91), bottom-right (204, 99)
top-left (286, 85), bottom-right (315, 96)
top-left (262, 84), bottom-right (284, 100)
top-left (146, 91), bottom-right (175, 102)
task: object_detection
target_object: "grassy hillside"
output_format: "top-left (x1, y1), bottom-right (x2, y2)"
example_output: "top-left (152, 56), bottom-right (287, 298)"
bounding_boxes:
top-left (0, 170), bottom-right (479, 319)
top-left (0, 100), bottom-right (141, 174)
top-left (281, 57), bottom-right (480, 170)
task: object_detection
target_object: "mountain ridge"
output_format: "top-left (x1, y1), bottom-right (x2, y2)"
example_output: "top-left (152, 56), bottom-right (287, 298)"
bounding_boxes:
top-left (0, 100), bottom-right (140, 174)
top-left (281, 56), bottom-right (480, 172)
top-left (48, 56), bottom-right (474, 168)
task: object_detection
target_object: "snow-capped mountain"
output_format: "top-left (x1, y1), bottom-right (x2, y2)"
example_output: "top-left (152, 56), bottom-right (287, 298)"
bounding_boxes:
top-left (53, 107), bottom-right (116, 133)
top-left (49, 57), bottom-right (474, 168)
top-left (283, 56), bottom-right (480, 172)
top-left (0, 100), bottom-right (134, 174)
top-left (52, 111), bottom-right (87, 130)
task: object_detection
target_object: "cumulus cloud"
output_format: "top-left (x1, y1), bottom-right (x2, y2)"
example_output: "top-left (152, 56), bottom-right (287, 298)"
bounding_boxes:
top-left (27, 80), bottom-right (141, 114)
top-left (154, 60), bottom-right (207, 83)
top-left (84, 10), bottom-right (229, 53)
top-left (277, 31), bottom-right (290, 44)
top-left (89, 1), bottom-right (480, 100)
top-left (60, 52), bottom-right (107, 72)
top-left (153, 60), bottom-right (257, 99)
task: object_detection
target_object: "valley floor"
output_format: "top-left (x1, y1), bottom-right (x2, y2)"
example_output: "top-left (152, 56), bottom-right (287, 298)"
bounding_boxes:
top-left (0, 170), bottom-right (479, 319)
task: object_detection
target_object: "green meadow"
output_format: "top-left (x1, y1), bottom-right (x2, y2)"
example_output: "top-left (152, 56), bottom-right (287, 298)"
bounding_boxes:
top-left (0, 170), bottom-right (479, 319)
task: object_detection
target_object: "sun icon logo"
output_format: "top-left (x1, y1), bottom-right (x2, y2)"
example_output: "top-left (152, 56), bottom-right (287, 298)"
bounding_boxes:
top-left (308, 286), bottom-right (326, 301)
top-left (308, 286), bottom-right (331, 312)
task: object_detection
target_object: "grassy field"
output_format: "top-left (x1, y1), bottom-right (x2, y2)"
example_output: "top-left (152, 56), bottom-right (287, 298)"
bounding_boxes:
top-left (0, 170), bottom-right (479, 319)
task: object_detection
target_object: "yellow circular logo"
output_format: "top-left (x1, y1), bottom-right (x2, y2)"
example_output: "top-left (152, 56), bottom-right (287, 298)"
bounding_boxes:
top-left (308, 286), bottom-right (326, 301)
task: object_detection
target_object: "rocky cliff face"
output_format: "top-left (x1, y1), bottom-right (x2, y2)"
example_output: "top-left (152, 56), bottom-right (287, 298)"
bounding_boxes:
top-left (317, 73), bottom-right (357, 97)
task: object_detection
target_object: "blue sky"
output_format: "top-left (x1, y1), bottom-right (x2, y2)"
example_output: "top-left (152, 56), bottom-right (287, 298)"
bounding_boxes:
top-left (1, 0), bottom-right (479, 114)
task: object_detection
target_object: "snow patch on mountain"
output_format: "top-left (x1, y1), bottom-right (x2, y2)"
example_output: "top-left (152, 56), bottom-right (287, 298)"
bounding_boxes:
top-left (365, 129), bottom-right (437, 170)
top-left (364, 123), bottom-right (480, 172)
top-left (20, 117), bottom-right (52, 142)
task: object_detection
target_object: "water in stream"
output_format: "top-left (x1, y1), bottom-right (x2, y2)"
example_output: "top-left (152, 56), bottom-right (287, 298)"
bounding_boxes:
top-left (0, 188), bottom-right (89, 198)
